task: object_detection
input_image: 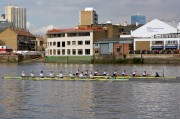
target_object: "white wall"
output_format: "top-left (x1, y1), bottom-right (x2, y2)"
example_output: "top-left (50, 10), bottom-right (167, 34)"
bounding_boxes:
top-left (131, 19), bottom-right (177, 38)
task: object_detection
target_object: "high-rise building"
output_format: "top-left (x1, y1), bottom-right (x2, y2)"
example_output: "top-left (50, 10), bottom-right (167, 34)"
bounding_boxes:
top-left (79, 7), bottom-right (98, 25)
top-left (5, 5), bottom-right (26, 29)
top-left (131, 15), bottom-right (146, 25)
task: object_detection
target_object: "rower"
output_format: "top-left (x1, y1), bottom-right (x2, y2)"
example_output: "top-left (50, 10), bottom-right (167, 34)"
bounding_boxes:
top-left (76, 70), bottom-right (79, 75)
top-left (84, 70), bottom-right (88, 76)
top-left (142, 71), bottom-right (149, 76)
top-left (122, 70), bottom-right (127, 76)
top-left (94, 70), bottom-right (98, 76)
top-left (132, 71), bottom-right (136, 77)
top-left (103, 70), bottom-right (107, 76)
top-left (30, 71), bottom-right (35, 78)
top-left (21, 71), bottom-right (25, 77)
top-left (113, 70), bottom-right (117, 78)
top-left (59, 71), bottom-right (64, 78)
top-left (49, 71), bottom-right (54, 78)
top-left (69, 71), bottom-right (74, 78)
top-left (79, 72), bottom-right (84, 78)
top-left (40, 71), bottom-right (44, 78)
top-left (155, 72), bottom-right (160, 77)
top-left (89, 72), bottom-right (93, 79)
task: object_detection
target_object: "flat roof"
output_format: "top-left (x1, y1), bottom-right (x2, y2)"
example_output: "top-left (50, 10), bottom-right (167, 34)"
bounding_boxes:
top-left (47, 27), bottom-right (104, 34)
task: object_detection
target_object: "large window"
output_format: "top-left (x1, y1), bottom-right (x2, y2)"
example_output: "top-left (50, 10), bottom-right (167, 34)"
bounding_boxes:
top-left (53, 42), bottom-right (56, 46)
top-left (72, 49), bottom-right (76, 55)
top-left (53, 49), bottom-right (56, 55)
top-left (50, 49), bottom-right (52, 55)
top-left (78, 41), bottom-right (83, 45)
top-left (85, 49), bottom-right (90, 55)
top-left (72, 41), bottom-right (76, 45)
top-left (67, 49), bottom-right (71, 55)
top-left (78, 32), bottom-right (90, 36)
top-left (67, 33), bottom-right (77, 37)
top-left (57, 42), bottom-right (60, 47)
top-left (57, 49), bottom-right (60, 55)
top-left (62, 42), bottom-right (65, 47)
top-left (85, 40), bottom-right (90, 45)
top-left (62, 49), bottom-right (65, 55)
top-left (78, 49), bottom-right (83, 55)
top-left (67, 41), bottom-right (71, 45)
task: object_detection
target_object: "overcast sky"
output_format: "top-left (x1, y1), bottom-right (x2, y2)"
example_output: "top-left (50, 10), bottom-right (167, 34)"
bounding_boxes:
top-left (0, 0), bottom-right (179, 35)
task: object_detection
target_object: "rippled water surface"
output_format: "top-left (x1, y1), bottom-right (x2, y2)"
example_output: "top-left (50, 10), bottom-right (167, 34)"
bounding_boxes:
top-left (0, 63), bottom-right (180, 119)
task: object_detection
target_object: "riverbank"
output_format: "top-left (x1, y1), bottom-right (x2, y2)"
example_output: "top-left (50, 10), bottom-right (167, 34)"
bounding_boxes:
top-left (1, 54), bottom-right (180, 64)
top-left (0, 54), bottom-right (43, 63)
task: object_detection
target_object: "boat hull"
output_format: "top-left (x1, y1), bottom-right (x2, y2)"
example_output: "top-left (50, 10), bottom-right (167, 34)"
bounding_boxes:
top-left (2, 76), bottom-right (129, 81)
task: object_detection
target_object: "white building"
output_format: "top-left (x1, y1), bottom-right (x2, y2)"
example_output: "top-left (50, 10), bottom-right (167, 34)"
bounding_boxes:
top-left (120, 19), bottom-right (180, 51)
top-left (131, 19), bottom-right (178, 38)
top-left (46, 28), bottom-right (105, 63)
top-left (5, 5), bottom-right (26, 30)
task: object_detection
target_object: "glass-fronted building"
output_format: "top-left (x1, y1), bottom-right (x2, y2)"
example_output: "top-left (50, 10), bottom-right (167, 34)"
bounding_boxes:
top-left (131, 15), bottom-right (146, 25)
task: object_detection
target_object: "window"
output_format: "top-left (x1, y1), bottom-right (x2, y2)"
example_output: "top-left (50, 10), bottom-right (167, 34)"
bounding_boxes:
top-left (62, 49), bottom-right (65, 55)
top-left (62, 42), bottom-right (65, 47)
top-left (117, 48), bottom-right (121, 53)
top-left (53, 42), bottom-right (56, 46)
top-left (57, 42), bottom-right (60, 47)
top-left (53, 49), bottom-right (56, 55)
top-left (78, 49), bottom-right (83, 55)
top-left (57, 49), bottom-right (60, 55)
top-left (85, 40), bottom-right (90, 45)
top-left (50, 49), bottom-right (52, 55)
top-left (78, 32), bottom-right (90, 36)
top-left (67, 33), bottom-right (77, 37)
top-left (85, 49), bottom-right (90, 55)
top-left (50, 42), bottom-right (52, 46)
top-left (95, 44), bottom-right (98, 46)
top-left (95, 50), bottom-right (99, 54)
top-left (67, 49), bottom-right (71, 55)
top-left (72, 41), bottom-right (76, 45)
top-left (67, 41), bottom-right (71, 45)
top-left (78, 41), bottom-right (83, 45)
top-left (72, 49), bottom-right (76, 55)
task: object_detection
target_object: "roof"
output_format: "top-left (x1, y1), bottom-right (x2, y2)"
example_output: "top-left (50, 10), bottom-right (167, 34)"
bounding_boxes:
top-left (131, 19), bottom-right (177, 38)
top-left (10, 28), bottom-right (35, 37)
top-left (47, 27), bottom-right (104, 33)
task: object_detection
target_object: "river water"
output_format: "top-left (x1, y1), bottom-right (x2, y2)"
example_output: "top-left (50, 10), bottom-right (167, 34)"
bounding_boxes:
top-left (0, 63), bottom-right (180, 119)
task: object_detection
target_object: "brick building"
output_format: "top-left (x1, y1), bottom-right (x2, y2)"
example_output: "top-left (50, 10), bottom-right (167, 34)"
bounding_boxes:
top-left (0, 27), bottom-right (35, 51)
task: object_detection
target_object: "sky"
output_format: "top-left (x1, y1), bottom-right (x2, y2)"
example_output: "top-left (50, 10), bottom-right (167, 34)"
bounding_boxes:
top-left (0, 0), bottom-right (179, 35)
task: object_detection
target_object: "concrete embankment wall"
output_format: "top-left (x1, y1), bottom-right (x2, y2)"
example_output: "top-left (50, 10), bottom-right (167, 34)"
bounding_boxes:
top-left (1, 54), bottom-right (180, 64)
top-left (0, 54), bottom-right (42, 62)
top-left (127, 54), bottom-right (180, 64)
top-left (45, 56), bottom-right (93, 63)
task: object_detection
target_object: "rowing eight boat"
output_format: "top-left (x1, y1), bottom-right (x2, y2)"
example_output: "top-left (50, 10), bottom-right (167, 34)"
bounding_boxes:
top-left (2, 76), bottom-right (129, 81)
top-left (2, 75), bottom-right (179, 81)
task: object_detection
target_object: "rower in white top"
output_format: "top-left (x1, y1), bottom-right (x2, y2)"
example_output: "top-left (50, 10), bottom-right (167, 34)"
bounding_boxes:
top-left (76, 70), bottom-right (79, 76)
top-left (103, 70), bottom-right (107, 76)
top-left (30, 71), bottom-right (35, 78)
top-left (94, 70), bottom-right (98, 76)
top-left (59, 71), bottom-right (64, 78)
top-left (84, 70), bottom-right (88, 76)
top-left (89, 72), bottom-right (93, 79)
top-left (21, 71), bottom-right (26, 77)
top-left (40, 71), bottom-right (44, 78)
top-left (79, 72), bottom-right (84, 78)
top-left (49, 71), bottom-right (54, 78)
top-left (69, 71), bottom-right (74, 78)
top-left (142, 71), bottom-right (149, 76)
